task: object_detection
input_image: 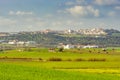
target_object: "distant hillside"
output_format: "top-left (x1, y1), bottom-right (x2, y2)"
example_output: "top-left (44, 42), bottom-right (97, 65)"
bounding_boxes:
top-left (0, 29), bottom-right (120, 47)
top-left (104, 29), bottom-right (120, 37)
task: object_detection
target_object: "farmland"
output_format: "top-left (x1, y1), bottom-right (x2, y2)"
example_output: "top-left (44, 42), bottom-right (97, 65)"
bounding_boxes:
top-left (0, 48), bottom-right (120, 80)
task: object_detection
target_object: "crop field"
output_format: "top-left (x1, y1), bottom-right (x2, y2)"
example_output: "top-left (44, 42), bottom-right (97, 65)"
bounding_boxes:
top-left (0, 48), bottom-right (120, 80)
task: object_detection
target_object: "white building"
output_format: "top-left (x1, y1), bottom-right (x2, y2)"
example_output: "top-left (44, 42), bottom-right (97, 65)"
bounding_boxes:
top-left (25, 41), bottom-right (36, 46)
top-left (63, 44), bottom-right (75, 49)
top-left (8, 40), bottom-right (17, 45)
top-left (83, 45), bottom-right (99, 48)
top-left (17, 41), bottom-right (25, 45)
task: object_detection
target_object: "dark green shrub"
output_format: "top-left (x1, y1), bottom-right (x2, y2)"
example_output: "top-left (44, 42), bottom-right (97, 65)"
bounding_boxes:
top-left (58, 48), bottom-right (64, 52)
top-left (48, 57), bottom-right (62, 61)
top-left (39, 58), bottom-right (43, 61)
top-left (74, 58), bottom-right (85, 61)
top-left (65, 59), bottom-right (72, 61)
top-left (88, 58), bottom-right (106, 61)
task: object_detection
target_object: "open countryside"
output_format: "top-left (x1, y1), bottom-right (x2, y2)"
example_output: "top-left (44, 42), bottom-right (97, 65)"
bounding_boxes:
top-left (0, 48), bottom-right (120, 80)
top-left (0, 0), bottom-right (120, 80)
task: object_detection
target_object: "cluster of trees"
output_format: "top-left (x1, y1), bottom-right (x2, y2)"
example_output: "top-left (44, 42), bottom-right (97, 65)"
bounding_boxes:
top-left (0, 29), bottom-right (120, 47)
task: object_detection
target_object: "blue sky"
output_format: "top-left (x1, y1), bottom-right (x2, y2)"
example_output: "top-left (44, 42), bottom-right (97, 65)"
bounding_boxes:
top-left (0, 0), bottom-right (120, 32)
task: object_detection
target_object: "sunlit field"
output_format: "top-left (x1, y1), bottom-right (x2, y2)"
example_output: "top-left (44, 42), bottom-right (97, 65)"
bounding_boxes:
top-left (0, 48), bottom-right (120, 80)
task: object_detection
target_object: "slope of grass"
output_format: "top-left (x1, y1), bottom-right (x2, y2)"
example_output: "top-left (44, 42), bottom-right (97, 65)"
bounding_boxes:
top-left (0, 62), bottom-right (120, 80)
top-left (2, 61), bottom-right (120, 69)
top-left (0, 48), bottom-right (120, 61)
top-left (0, 48), bottom-right (120, 80)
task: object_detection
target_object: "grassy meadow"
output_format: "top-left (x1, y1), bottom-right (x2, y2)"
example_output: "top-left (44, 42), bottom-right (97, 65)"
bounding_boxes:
top-left (0, 48), bottom-right (120, 80)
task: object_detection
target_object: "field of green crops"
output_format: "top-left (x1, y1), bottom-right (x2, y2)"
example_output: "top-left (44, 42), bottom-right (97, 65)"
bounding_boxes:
top-left (0, 62), bottom-right (120, 80)
top-left (0, 48), bottom-right (120, 80)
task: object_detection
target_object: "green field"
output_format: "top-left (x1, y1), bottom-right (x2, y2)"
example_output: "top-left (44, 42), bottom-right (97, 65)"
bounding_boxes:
top-left (0, 48), bottom-right (120, 80)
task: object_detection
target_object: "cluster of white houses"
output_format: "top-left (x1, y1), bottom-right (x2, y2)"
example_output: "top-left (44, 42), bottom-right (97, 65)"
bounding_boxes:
top-left (8, 40), bottom-right (36, 46)
top-left (58, 44), bottom-right (99, 49)
top-left (39, 28), bottom-right (107, 35)
top-left (7, 40), bottom-right (99, 49)
top-left (62, 28), bottom-right (107, 35)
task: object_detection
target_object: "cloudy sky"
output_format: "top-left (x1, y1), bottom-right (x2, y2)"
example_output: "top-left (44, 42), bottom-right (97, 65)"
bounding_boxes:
top-left (0, 0), bottom-right (120, 32)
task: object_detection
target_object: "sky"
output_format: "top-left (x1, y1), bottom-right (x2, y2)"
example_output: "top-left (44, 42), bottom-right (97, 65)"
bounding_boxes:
top-left (0, 0), bottom-right (120, 32)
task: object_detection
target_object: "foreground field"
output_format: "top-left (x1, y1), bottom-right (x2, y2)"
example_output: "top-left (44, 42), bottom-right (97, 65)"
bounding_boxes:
top-left (0, 48), bottom-right (120, 80)
top-left (0, 62), bottom-right (120, 80)
top-left (0, 48), bottom-right (120, 61)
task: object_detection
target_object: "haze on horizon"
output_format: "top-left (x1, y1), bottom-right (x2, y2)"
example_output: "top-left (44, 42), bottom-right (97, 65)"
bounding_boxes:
top-left (0, 0), bottom-right (120, 32)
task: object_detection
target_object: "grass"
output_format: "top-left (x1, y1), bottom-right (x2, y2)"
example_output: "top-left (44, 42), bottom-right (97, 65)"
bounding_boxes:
top-left (0, 48), bottom-right (120, 80)
top-left (3, 61), bottom-right (120, 69)
top-left (0, 48), bottom-right (120, 61)
top-left (0, 62), bottom-right (120, 80)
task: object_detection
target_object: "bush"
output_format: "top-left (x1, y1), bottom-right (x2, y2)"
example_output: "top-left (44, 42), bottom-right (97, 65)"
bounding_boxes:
top-left (74, 58), bottom-right (85, 61)
top-left (65, 59), bottom-right (72, 61)
top-left (58, 48), bottom-right (64, 52)
top-left (0, 49), bottom-right (4, 52)
top-left (48, 57), bottom-right (62, 61)
top-left (88, 58), bottom-right (106, 61)
top-left (38, 58), bottom-right (43, 61)
top-left (24, 48), bottom-right (32, 51)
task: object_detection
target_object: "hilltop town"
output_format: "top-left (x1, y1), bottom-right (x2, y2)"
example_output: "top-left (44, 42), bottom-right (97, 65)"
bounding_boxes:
top-left (0, 28), bottom-right (120, 49)
top-left (0, 28), bottom-right (107, 36)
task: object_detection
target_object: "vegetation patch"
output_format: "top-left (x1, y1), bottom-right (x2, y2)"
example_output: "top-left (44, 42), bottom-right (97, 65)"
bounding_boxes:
top-left (0, 57), bottom-right (32, 61)
top-left (48, 57), bottom-right (62, 61)
top-left (88, 58), bottom-right (106, 62)
top-left (74, 58), bottom-right (86, 61)
top-left (0, 62), bottom-right (120, 80)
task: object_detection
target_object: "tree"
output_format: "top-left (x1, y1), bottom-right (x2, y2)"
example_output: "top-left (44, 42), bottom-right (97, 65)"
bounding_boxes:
top-left (58, 48), bottom-right (64, 52)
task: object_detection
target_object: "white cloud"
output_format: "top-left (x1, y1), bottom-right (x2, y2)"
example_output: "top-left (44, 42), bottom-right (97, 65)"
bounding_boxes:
top-left (66, 6), bottom-right (100, 17)
top-left (0, 17), bottom-right (17, 26)
top-left (108, 11), bottom-right (116, 17)
top-left (76, 0), bottom-right (85, 3)
top-left (51, 20), bottom-right (84, 30)
top-left (65, 0), bottom-right (85, 6)
top-left (65, 2), bottom-right (74, 6)
top-left (94, 0), bottom-right (120, 5)
top-left (66, 0), bottom-right (120, 6)
top-left (52, 21), bottom-right (62, 26)
top-left (9, 11), bottom-right (33, 16)
top-left (66, 20), bottom-right (84, 26)
top-left (87, 6), bottom-right (100, 17)
top-left (66, 6), bottom-right (87, 16)
top-left (0, 16), bottom-right (48, 32)
top-left (115, 6), bottom-right (120, 10)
